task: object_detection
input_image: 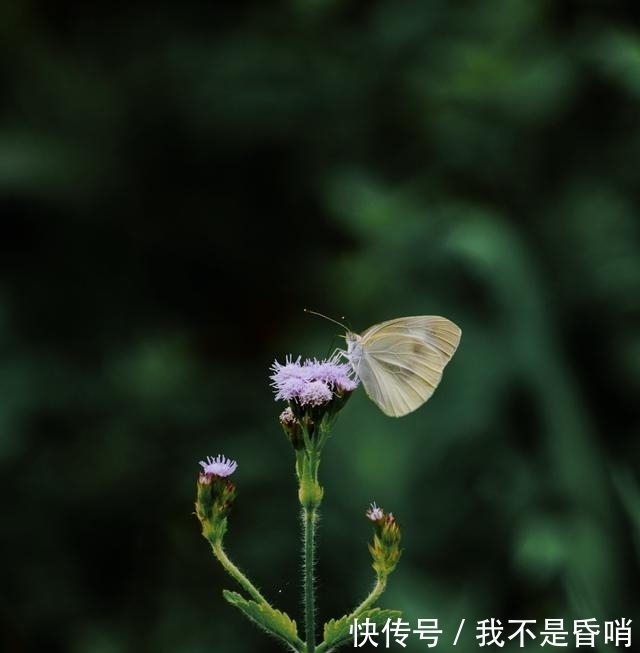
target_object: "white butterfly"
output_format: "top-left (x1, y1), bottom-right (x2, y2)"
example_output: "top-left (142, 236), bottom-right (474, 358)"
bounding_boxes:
top-left (307, 311), bottom-right (461, 417)
top-left (343, 315), bottom-right (461, 417)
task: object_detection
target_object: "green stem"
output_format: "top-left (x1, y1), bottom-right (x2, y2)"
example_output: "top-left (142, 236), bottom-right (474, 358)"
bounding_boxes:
top-left (350, 576), bottom-right (387, 617)
top-left (212, 541), bottom-right (268, 606)
top-left (314, 576), bottom-right (387, 653)
top-left (303, 506), bottom-right (317, 653)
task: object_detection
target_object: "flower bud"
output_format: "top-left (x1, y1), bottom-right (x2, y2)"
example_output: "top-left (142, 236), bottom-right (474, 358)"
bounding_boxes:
top-left (366, 502), bottom-right (402, 577)
top-left (279, 407), bottom-right (305, 449)
top-left (195, 455), bottom-right (238, 544)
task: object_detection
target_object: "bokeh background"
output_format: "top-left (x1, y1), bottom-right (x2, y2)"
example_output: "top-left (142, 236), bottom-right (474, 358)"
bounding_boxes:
top-left (2, 2), bottom-right (639, 652)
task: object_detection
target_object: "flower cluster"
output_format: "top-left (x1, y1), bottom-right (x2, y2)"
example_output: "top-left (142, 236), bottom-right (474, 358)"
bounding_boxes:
top-left (270, 355), bottom-right (358, 408)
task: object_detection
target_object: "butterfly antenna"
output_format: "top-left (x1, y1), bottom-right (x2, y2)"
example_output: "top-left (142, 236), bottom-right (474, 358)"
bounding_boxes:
top-left (304, 308), bottom-right (349, 331)
top-left (304, 309), bottom-right (350, 362)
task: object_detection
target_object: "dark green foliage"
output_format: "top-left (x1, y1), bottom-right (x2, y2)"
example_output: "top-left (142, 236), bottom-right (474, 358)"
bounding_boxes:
top-left (1, 1), bottom-right (639, 652)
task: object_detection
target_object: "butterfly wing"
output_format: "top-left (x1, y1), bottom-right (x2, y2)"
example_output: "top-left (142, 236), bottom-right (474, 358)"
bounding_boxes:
top-left (355, 316), bottom-right (461, 417)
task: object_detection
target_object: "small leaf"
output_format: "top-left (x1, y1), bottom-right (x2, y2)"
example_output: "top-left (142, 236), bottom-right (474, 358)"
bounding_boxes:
top-left (320, 608), bottom-right (402, 652)
top-left (222, 590), bottom-right (303, 651)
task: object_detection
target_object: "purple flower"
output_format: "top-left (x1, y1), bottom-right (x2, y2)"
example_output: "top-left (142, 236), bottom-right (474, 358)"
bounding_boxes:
top-left (199, 454), bottom-right (238, 478)
top-left (270, 355), bottom-right (358, 407)
top-left (366, 502), bottom-right (384, 521)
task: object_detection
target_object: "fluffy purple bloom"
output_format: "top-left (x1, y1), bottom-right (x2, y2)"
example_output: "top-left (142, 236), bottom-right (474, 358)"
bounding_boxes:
top-left (199, 454), bottom-right (238, 478)
top-left (366, 502), bottom-right (384, 521)
top-left (270, 355), bottom-right (358, 407)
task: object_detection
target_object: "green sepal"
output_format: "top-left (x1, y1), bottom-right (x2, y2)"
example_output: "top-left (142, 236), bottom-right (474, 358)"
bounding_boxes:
top-left (222, 590), bottom-right (304, 651)
top-left (318, 608), bottom-right (402, 653)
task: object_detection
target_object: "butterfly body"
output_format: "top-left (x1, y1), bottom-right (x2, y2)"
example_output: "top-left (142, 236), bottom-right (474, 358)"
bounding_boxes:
top-left (341, 316), bottom-right (461, 417)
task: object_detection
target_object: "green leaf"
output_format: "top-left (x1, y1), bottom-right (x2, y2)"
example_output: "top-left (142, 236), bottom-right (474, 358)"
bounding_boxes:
top-left (222, 590), bottom-right (303, 651)
top-left (319, 608), bottom-right (402, 652)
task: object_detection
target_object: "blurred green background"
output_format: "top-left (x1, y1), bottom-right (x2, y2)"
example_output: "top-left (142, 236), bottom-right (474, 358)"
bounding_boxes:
top-left (2, 1), bottom-right (639, 652)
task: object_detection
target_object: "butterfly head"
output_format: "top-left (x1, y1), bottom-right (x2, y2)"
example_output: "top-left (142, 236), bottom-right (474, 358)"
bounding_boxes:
top-left (344, 331), bottom-right (363, 374)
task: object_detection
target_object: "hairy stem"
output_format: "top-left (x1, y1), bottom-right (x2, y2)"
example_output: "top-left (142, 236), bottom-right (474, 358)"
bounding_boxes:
top-left (211, 541), bottom-right (268, 606)
top-left (350, 576), bottom-right (387, 617)
top-left (303, 506), bottom-right (318, 653)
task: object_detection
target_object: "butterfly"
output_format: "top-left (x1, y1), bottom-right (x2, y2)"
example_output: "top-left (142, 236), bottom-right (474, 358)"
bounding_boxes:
top-left (307, 311), bottom-right (461, 417)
